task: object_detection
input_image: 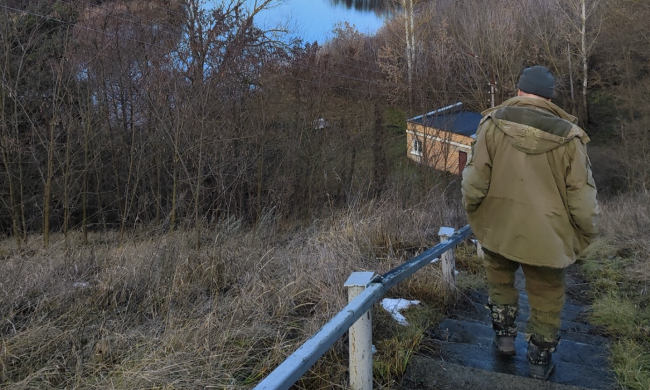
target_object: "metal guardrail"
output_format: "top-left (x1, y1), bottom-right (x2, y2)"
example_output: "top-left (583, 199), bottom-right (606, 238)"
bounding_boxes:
top-left (254, 225), bottom-right (472, 390)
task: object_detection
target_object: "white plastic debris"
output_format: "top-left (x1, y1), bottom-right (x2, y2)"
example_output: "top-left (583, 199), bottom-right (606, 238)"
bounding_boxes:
top-left (430, 257), bottom-right (440, 264)
top-left (381, 298), bottom-right (420, 326)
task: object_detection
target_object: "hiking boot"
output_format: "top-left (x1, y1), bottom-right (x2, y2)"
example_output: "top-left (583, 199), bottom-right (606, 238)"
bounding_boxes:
top-left (527, 334), bottom-right (559, 380)
top-left (493, 335), bottom-right (516, 356)
top-left (487, 301), bottom-right (519, 355)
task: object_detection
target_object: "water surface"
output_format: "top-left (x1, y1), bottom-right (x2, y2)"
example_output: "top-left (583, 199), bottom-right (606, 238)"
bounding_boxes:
top-left (253, 0), bottom-right (386, 43)
top-left (329, 0), bottom-right (389, 14)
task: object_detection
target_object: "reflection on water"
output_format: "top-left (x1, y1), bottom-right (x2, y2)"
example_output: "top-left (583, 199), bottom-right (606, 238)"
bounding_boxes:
top-left (329, 0), bottom-right (390, 15)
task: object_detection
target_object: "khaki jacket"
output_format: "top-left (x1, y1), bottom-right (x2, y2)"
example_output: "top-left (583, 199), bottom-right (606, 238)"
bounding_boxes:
top-left (461, 97), bottom-right (599, 268)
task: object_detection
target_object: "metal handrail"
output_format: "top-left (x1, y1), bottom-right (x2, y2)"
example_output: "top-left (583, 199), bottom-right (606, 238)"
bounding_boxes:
top-left (254, 225), bottom-right (472, 390)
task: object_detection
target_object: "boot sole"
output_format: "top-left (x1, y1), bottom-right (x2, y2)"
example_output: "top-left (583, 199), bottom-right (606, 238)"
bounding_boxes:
top-left (530, 362), bottom-right (555, 380)
top-left (493, 339), bottom-right (516, 356)
top-left (496, 349), bottom-right (516, 356)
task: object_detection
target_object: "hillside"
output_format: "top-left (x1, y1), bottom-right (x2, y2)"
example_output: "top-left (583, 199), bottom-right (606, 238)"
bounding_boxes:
top-left (1, 0), bottom-right (649, 388)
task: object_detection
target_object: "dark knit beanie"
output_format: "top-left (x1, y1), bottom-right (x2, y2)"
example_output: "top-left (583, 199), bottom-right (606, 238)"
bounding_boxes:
top-left (517, 66), bottom-right (555, 99)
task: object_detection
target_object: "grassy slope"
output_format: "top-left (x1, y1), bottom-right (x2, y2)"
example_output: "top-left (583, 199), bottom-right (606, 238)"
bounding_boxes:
top-left (0, 184), bottom-right (468, 389)
top-left (578, 192), bottom-right (650, 390)
top-left (1, 185), bottom-right (646, 389)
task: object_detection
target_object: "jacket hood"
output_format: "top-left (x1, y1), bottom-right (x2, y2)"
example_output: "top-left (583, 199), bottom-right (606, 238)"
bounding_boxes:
top-left (481, 97), bottom-right (589, 155)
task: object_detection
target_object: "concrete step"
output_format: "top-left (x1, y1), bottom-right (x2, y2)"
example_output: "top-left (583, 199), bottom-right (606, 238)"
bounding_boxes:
top-left (433, 341), bottom-right (614, 389)
top-left (435, 319), bottom-right (611, 369)
top-left (429, 318), bottom-right (615, 389)
top-left (410, 268), bottom-right (615, 389)
top-left (401, 357), bottom-right (598, 390)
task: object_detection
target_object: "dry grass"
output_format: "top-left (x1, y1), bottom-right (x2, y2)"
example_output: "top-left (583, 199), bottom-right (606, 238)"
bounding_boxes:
top-left (579, 191), bottom-right (650, 390)
top-left (0, 188), bottom-right (467, 389)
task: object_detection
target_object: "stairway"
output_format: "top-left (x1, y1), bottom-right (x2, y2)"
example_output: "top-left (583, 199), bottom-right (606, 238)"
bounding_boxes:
top-left (400, 270), bottom-right (616, 390)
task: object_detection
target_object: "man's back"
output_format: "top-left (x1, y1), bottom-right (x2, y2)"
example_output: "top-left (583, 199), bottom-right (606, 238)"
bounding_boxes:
top-left (462, 96), bottom-right (598, 268)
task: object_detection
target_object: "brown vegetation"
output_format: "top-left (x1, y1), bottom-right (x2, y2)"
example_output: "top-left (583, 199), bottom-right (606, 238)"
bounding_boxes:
top-left (1, 0), bottom-right (649, 242)
top-left (0, 185), bottom-right (468, 388)
top-left (1, 0), bottom-right (650, 387)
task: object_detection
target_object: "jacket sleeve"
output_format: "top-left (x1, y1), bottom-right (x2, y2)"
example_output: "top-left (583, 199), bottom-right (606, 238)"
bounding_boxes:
top-left (462, 120), bottom-right (493, 213)
top-left (566, 139), bottom-right (599, 240)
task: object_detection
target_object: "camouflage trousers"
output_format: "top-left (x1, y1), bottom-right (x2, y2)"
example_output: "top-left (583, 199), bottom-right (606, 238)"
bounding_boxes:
top-left (483, 248), bottom-right (567, 340)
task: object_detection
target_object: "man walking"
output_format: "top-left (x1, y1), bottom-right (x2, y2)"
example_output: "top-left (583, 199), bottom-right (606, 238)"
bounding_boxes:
top-left (461, 66), bottom-right (599, 380)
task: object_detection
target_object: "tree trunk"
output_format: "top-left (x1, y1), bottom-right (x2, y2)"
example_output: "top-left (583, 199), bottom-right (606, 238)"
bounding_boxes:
top-left (372, 103), bottom-right (386, 197)
top-left (82, 94), bottom-right (90, 244)
top-left (44, 118), bottom-right (55, 249)
top-left (567, 42), bottom-right (576, 114)
top-left (257, 141), bottom-right (264, 222)
top-left (195, 126), bottom-right (204, 250)
top-left (580, 0), bottom-right (590, 123)
top-left (119, 89), bottom-right (138, 242)
top-left (63, 119), bottom-right (71, 249)
top-left (404, 0), bottom-right (414, 109)
top-left (170, 123), bottom-right (180, 233)
top-left (0, 112), bottom-right (20, 248)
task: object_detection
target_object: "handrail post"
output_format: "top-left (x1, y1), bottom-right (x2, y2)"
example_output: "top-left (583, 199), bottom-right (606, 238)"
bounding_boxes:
top-left (253, 226), bottom-right (472, 390)
top-left (344, 272), bottom-right (375, 390)
top-left (438, 227), bottom-right (456, 291)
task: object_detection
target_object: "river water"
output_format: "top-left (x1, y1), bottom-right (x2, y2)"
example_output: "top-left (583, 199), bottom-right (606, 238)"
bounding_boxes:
top-left (252, 0), bottom-right (387, 43)
top-left (328, 0), bottom-right (389, 14)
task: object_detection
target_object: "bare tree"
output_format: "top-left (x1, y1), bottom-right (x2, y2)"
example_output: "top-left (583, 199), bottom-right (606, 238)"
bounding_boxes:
top-left (556, 0), bottom-right (603, 123)
top-left (379, 0), bottom-right (435, 111)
